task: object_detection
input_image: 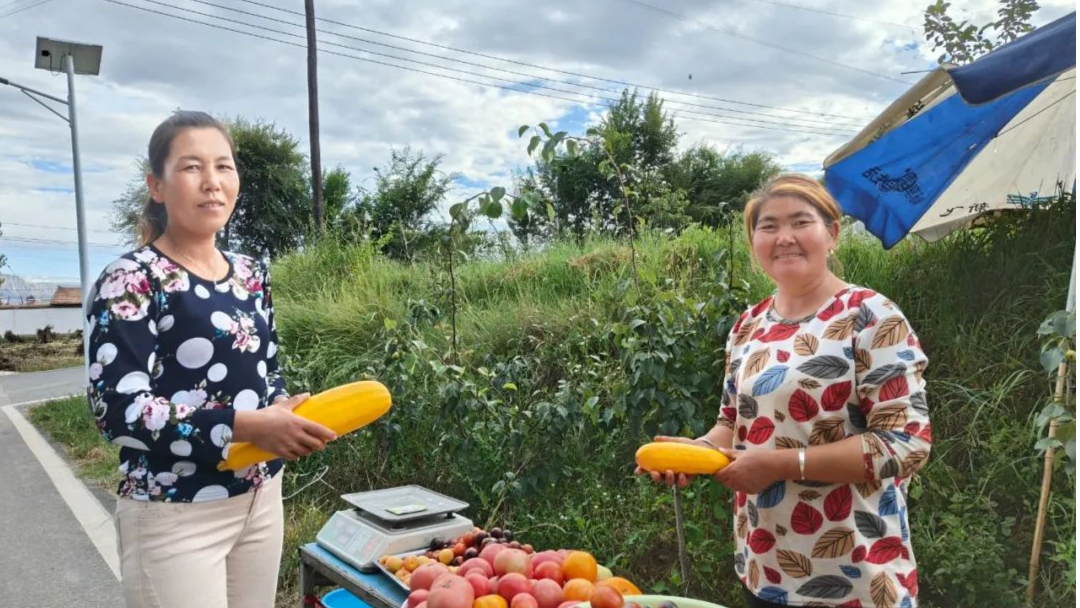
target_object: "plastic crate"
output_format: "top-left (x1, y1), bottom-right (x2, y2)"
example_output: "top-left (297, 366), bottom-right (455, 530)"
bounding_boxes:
top-left (320, 588), bottom-right (377, 608)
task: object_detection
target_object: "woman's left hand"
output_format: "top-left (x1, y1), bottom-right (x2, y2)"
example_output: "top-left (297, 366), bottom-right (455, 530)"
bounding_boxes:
top-left (712, 448), bottom-right (785, 494)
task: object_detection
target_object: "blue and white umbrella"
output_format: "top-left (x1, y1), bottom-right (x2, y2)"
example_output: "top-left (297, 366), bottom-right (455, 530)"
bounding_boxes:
top-left (825, 13), bottom-right (1076, 604)
top-left (823, 11), bottom-right (1075, 249)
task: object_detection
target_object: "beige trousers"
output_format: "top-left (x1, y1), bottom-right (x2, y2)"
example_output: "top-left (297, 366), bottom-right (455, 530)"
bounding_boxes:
top-left (114, 473), bottom-right (284, 608)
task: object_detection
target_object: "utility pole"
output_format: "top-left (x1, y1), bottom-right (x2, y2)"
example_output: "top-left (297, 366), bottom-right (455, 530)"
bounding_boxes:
top-left (305, 0), bottom-right (324, 232)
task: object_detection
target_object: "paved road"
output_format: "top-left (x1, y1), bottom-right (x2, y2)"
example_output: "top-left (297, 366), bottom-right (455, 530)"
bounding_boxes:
top-left (0, 367), bottom-right (122, 606)
top-left (0, 365), bottom-right (87, 406)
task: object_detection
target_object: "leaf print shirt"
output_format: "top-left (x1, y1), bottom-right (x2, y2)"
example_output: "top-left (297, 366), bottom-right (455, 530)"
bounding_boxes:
top-left (717, 285), bottom-right (930, 607)
top-left (86, 245), bottom-right (289, 503)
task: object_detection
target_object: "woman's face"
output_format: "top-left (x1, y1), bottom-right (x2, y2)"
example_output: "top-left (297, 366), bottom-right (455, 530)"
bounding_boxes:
top-left (147, 127), bottom-right (238, 239)
top-left (751, 195), bottom-right (839, 287)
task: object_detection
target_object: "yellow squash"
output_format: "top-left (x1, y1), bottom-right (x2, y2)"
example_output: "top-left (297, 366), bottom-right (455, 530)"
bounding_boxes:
top-left (219, 380), bottom-right (392, 471)
top-left (635, 441), bottom-right (730, 475)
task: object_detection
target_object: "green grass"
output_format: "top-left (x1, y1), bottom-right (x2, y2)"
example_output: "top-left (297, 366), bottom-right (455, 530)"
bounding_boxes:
top-left (27, 396), bottom-right (121, 491)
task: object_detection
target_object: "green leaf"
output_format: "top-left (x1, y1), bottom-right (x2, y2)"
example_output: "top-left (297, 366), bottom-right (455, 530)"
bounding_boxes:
top-left (490, 186), bottom-right (506, 202)
top-left (383, 318), bottom-right (397, 331)
top-left (483, 201), bottom-right (502, 219)
top-left (511, 198), bottom-right (528, 221)
top-left (517, 124), bottom-right (530, 138)
top-left (1054, 311), bottom-right (1075, 338)
top-left (553, 131), bottom-right (568, 144)
top-left (566, 139), bottom-right (578, 157)
top-left (502, 382), bottom-right (518, 391)
top-left (542, 139), bottom-right (556, 161)
top-left (1038, 310), bottom-right (1074, 337)
top-left (1035, 437), bottom-right (1064, 451)
top-left (1041, 346), bottom-right (1065, 374)
top-left (586, 127), bottom-right (601, 138)
top-left (546, 203), bottom-right (556, 223)
top-left (449, 202), bottom-right (465, 220)
top-left (539, 122), bottom-right (553, 138)
top-left (1036, 403), bottom-right (1066, 428)
top-left (527, 135), bottom-right (541, 156)
top-left (613, 204), bottom-right (623, 217)
top-left (542, 144), bottom-right (556, 163)
top-left (686, 521), bottom-right (705, 544)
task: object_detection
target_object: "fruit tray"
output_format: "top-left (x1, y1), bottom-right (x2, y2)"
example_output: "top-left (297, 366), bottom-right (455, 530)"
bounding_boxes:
top-left (375, 549), bottom-right (427, 592)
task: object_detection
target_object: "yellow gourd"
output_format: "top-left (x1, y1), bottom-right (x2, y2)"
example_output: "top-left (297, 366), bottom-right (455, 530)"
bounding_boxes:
top-left (218, 380), bottom-right (392, 471)
top-left (635, 441), bottom-right (730, 475)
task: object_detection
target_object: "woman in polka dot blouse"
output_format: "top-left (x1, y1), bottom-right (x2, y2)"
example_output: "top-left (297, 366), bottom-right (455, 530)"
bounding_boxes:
top-left (85, 111), bottom-right (336, 608)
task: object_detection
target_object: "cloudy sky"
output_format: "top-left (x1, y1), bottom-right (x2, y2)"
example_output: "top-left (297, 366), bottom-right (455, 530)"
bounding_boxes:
top-left (0, 0), bottom-right (1072, 284)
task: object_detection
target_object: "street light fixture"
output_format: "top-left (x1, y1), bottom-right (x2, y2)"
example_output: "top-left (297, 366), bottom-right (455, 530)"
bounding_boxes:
top-left (0, 36), bottom-right (102, 370)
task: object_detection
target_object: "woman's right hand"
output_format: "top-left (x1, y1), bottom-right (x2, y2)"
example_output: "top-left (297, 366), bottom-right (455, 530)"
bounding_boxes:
top-left (245, 393), bottom-right (338, 460)
top-left (634, 435), bottom-right (712, 489)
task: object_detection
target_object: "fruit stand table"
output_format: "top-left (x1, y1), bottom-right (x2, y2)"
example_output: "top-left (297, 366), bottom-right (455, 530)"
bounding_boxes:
top-left (299, 543), bottom-right (408, 608)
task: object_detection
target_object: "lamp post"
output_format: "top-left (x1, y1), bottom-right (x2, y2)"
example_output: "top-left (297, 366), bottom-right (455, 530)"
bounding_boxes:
top-left (0, 37), bottom-right (102, 370)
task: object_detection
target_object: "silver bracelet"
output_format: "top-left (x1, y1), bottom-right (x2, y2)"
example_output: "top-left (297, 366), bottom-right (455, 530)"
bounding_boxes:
top-left (798, 447), bottom-right (807, 480)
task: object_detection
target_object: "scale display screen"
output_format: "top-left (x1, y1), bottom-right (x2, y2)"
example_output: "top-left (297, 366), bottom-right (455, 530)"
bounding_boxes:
top-left (316, 485), bottom-right (473, 573)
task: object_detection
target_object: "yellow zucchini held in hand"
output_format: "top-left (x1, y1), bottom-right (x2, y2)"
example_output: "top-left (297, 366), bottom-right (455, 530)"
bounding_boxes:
top-left (635, 441), bottom-right (731, 475)
top-left (219, 380), bottom-right (392, 471)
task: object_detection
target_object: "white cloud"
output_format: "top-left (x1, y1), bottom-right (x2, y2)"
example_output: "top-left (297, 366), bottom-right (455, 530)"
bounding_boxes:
top-left (0, 0), bottom-right (1073, 280)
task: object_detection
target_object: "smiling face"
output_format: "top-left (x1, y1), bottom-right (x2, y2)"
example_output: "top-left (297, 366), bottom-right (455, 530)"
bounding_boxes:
top-left (751, 194), bottom-right (840, 288)
top-left (146, 127), bottom-right (238, 240)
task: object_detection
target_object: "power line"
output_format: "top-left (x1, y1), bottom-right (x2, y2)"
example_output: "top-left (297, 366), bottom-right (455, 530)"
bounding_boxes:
top-left (230, 0), bottom-right (869, 123)
top-left (612, 0), bottom-right (911, 85)
top-left (0, 0), bottom-right (54, 19)
top-left (2, 221), bottom-right (117, 234)
top-left (0, 0), bottom-right (32, 12)
top-left (140, 0), bottom-right (856, 134)
top-left (103, 0), bottom-right (854, 137)
top-left (1, 235), bottom-right (125, 249)
top-left (737, 0), bottom-right (916, 30)
top-left (188, 0), bottom-right (861, 129)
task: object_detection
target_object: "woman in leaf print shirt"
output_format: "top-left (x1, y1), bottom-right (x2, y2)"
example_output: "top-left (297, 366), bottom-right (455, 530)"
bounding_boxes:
top-left (638, 174), bottom-right (930, 608)
top-left (86, 111), bottom-right (336, 608)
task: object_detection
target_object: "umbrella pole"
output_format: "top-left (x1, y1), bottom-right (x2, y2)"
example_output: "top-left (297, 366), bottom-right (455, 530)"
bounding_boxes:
top-left (1026, 247), bottom-right (1076, 606)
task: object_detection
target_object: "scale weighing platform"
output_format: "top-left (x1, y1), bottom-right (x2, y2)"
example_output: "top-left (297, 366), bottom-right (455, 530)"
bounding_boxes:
top-left (301, 485), bottom-right (474, 607)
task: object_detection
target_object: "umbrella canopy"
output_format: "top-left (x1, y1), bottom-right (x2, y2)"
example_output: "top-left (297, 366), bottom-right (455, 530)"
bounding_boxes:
top-left (823, 12), bottom-right (1076, 249)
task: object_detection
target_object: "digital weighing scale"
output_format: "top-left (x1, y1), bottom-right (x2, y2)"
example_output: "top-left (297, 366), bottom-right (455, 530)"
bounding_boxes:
top-left (316, 485), bottom-right (474, 573)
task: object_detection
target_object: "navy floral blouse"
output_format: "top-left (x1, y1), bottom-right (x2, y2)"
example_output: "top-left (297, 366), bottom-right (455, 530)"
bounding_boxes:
top-left (85, 245), bottom-right (286, 502)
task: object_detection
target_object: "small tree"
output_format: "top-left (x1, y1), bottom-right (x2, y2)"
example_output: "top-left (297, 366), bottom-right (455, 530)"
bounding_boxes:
top-left (110, 157), bottom-right (151, 247)
top-left (227, 118), bottom-right (313, 258)
top-left (322, 165), bottom-right (356, 234)
top-left (344, 147), bottom-right (458, 260)
top-left (521, 89), bottom-right (684, 240)
top-left (923, 0), bottom-right (1040, 64)
top-left (667, 145), bottom-right (782, 226)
